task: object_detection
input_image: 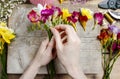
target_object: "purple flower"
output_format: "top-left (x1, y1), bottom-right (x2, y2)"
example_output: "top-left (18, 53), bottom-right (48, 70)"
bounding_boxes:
top-left (67, 11), bottom-right (79, 23)
top-left (94, 12), bottom-right (104, 25)
top-left (27, 10), bottom-right (40, 23)
top-left (41, 9), bottom-right (54, 16)
top-left (41, 9), bottom-right (54, 23)
top-left (108, 25), bottom-right (120, 34)
top-left (112, 41), bottom-right (117, 51)
top-left (52, 6), bottom-right (62, 16)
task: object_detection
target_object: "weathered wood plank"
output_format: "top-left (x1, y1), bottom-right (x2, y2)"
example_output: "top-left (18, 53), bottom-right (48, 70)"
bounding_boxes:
top-left (7, 4), bottom-right (102, 74)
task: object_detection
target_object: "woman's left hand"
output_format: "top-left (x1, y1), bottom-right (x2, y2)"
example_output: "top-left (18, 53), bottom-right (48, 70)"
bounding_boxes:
top-left (33, 37), bottom-right (54, 67)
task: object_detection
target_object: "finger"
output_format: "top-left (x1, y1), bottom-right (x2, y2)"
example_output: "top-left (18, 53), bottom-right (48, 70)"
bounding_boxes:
top-left (60, 31), bottom-right (66, 39)
top-left (55, 24), bottom-right (76, 40)
top-left (47, 37), bottom-right (54, 51)
top-left (39, 38), bottom-right (49, 52)
top-left (50, 28), bottom-right (63, 50)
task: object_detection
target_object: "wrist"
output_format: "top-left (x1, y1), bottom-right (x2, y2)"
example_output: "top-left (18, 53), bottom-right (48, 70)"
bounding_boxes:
top-left (66, 65), bottom-right (87, 79)
top-left (31, 58), bottom-right (42, 68)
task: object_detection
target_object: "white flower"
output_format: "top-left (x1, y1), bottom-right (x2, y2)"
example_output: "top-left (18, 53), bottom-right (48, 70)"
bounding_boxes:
top-left (32, 4), bottom-right (46, 15)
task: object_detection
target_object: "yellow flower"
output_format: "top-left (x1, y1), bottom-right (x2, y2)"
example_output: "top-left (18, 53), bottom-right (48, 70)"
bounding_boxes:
top-left (62, 8), bottom-right (71, 20)
top-left (0, 22), bottom-right (7, 27)
top-left (0, 26), bottom-right (15, 44)
top-left (81, 8), bottom-right (93, 19)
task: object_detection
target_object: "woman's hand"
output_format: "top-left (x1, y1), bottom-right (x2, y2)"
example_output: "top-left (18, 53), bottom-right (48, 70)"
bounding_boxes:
top-left (51, 25), bottom-right (87, 79)
top-left (33, 38), bottom-right (54, 67)
top-left (20, 38), bottom-right (54, 79)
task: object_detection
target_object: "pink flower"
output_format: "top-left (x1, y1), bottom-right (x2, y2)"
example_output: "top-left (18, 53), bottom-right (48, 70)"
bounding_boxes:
top-left (112, 41), bottom-right (117, 51)
top-left (117, 33), bottom-right (120, 39)
top-left (30, 0), bottom-right (54, 6)
top-left (41, 9), bottom-right (54, 23)
top-left (94, 12), bottom-right (104, 25)
top-left (67, 11), bottom-right (79, 23)
top-left (27, 10), bottom-right (40, 23)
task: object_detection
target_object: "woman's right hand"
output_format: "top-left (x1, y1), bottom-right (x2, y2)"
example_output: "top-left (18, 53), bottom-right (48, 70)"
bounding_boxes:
top-left (51, 25), bottom-right (87, 79)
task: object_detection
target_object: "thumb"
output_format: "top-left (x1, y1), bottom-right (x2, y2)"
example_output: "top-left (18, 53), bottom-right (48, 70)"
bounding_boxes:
top-left (50, 28), bottom-right (63, 50)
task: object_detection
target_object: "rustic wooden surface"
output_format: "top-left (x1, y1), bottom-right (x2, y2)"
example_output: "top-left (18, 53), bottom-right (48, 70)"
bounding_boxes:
top-left (1, 0), bottom-right (120, 79)
top-left (7, 0), bottom-right (102, 75)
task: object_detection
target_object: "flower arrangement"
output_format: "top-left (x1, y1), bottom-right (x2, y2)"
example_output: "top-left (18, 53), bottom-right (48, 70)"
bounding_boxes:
top-left (0, 22), bottom-right (15, 79)
top-left (97, 18), bottom-right (120, 79)
top-left (27, 3), bottom-right (92, 78)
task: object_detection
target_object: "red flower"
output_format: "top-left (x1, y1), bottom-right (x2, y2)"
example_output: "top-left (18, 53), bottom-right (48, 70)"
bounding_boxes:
top-left (97, 29), bottom-right (110, 40)
top-left (79, 15), bottom-right (88, 22)
top-left (27, 10), bottom-right (40, 23)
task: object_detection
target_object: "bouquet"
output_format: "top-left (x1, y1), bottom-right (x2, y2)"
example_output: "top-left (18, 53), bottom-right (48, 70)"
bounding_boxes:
top-left (97, 25), bottom-right (120, 79)
top-left (27, 3), bottom-right (92, 78)
top-left (0, 22), bottom-right (15, 79)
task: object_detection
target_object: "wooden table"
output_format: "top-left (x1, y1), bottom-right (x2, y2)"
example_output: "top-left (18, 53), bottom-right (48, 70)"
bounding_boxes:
top-left (1, 0), bottom-right (120, 79)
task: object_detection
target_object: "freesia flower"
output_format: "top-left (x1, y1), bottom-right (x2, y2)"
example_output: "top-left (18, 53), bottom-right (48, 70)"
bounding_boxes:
top-left (79, 8), bottom-right (92, 31)
top-left (52, 6), bottom-right (62, 17)
top-left (117, 33), bottom-right (120, 39)
top-left (97, 29), bottom-right (111, 45)
top-left (93, 12), bottom-right (104, 30)
top-left (67, 11), bottom-right (79, 31)
top-left (112, 41), bottom-right (117, 51)
top-left (81, 8), bottom-right (93, 19)
top-left (67, 11), bottom-right (79, 23)
top-left (32, 4), bottom-right (46, 15)
top-left (27, 10), bottom-right (40, 23)
top-left (0, 26), bottom-right (15, 44)
top-left (41, 9), bottom-right (54, 23)
top-left (79, 15), bottom-right (88, 31)
top-left (94, 12), bottom-right (104, 25)
top-left (62, 8), bottom-right (71, 20)
top-left (108, 25), bottom-right (120, 34)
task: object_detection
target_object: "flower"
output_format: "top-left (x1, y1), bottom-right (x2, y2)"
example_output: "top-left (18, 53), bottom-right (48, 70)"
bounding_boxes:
top-left (67, 11), bottom-right (79, 23)
top-left (94, 12), bottom-right (104, 25)
top-left (117, 33), bottom-right (120, 39)
top-left (97, 29), bottom-right (111, 45)
top-left (41, 9), bottom-right (54, 23)
top-left (32, 4), bottom-right (46, 15)
top-left (108, 25), bottom-right (120, 34)
top-left (112, 41), bottom-right (117, 51)
top-left (52, 6), bottom-right (62, 17)
top-left (81, 8), bottom-right (93, 19)
top-left (62, 8), bottom-right (71, 20)
top-left (0, 26), bottom-right (15, 44)
top-left (93, 12), bottom-right (104, 30)
top-left (27, 10), bottom-right (40, 23)
top-left (79, 15), bottom-right (88, 31)
top-left (79, 8), bottom-right (92, 31)
top-left (67, 11), bottom-right (79, 31)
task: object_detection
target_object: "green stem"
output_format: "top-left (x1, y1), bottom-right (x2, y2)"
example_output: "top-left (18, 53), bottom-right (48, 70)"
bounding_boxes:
top-left (0, 44), bottom-right (8, 79)
top-left (44, 24), bottom-right (56, 79)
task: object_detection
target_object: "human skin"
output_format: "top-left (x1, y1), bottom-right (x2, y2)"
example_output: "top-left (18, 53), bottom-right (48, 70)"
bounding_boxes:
top-left (51, 25), bottom-right (87, 79)
top-left (20, 25), bottom-right (87, 79)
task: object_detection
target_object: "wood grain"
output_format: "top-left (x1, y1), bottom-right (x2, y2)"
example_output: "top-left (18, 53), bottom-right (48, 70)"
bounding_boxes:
top-left (0, 0), bottom-right (120, 79)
